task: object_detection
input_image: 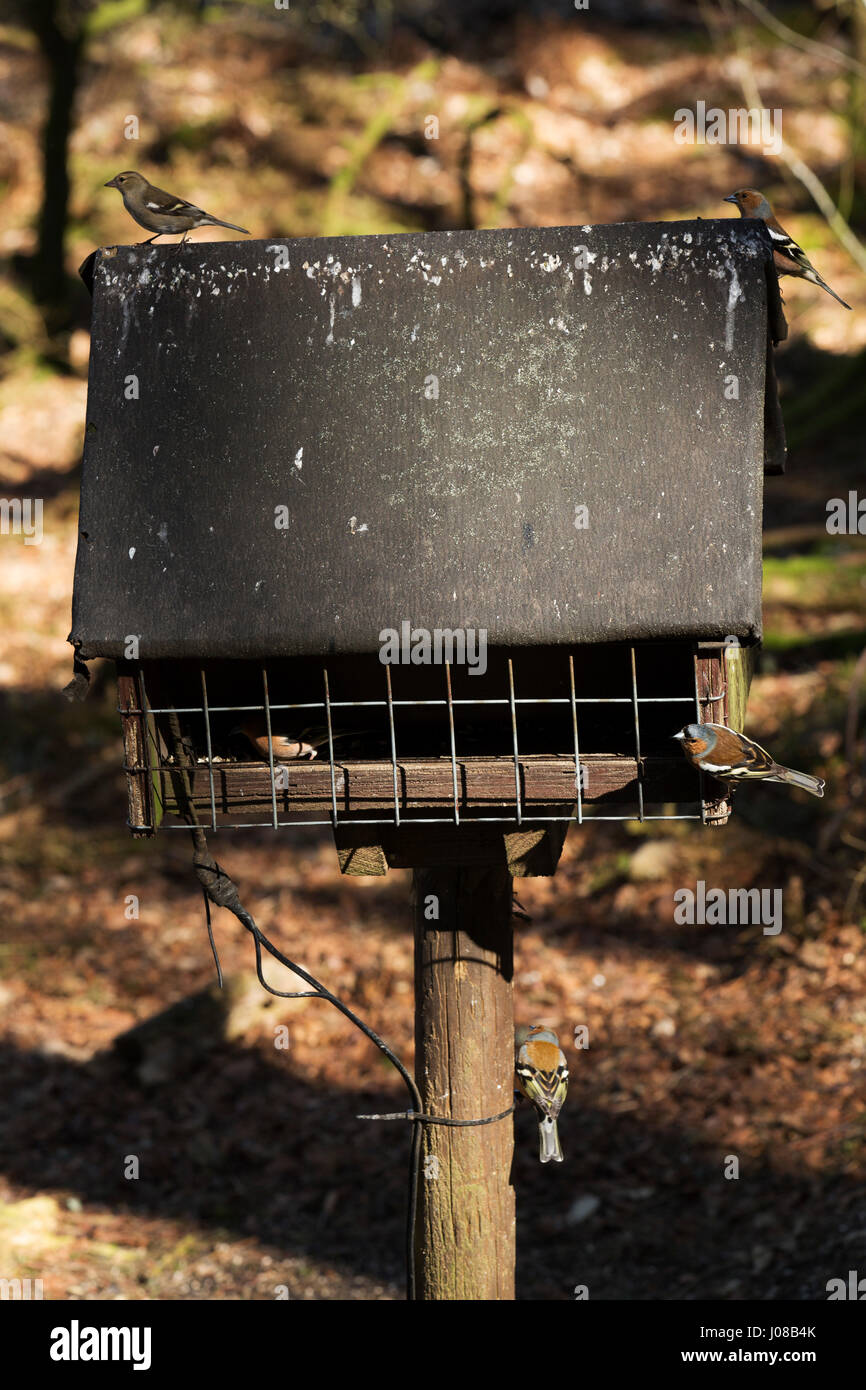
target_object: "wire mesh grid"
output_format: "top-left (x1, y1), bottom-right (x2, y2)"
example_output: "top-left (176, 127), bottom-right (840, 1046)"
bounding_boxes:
top-left (119, 644), bottom-right (717, 834)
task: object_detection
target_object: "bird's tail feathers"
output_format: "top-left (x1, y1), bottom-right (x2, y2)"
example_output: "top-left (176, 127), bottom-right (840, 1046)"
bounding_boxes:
top-left (538, 1116), bottom-right (563, 1163)
top-left (202, 216), bottom-right (250, 235)
top-left (807, 270), bottom-right (851, 310)
top-left (770, 764), bottom-right (825, 797)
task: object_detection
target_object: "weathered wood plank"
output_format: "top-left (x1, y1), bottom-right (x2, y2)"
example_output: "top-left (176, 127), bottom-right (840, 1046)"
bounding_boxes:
top-left (695, 644), bottom-right (739, 826)
top-left (151, 754), bottom-right (700, 820)
top-left (725, 642), bottom-right (758, 734)
top-left (334, 821), bottom-right (572, 874)
top-left (118, 671), bottom-right (156, 836)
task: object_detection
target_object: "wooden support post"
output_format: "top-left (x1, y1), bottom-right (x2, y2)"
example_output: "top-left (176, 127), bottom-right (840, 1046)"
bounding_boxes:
top-left (724, 642), bottom-right (758, 733)
top-left (695, 646), bottom-right (734, 826)
top-left (117, 666), bottom-right (157, 837)
top-left (412, 866), bottom-right (515, 1300)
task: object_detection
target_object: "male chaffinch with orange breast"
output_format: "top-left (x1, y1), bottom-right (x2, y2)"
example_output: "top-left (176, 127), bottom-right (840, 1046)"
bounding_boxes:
top-left (674, 723), bottom-right (825, 797)
top-left (516, 1025), bottom-right (569, 1163)
top-left (724, 189), bottom-right (851, 309)
top-left (105, 171), bottom-right (250, 245)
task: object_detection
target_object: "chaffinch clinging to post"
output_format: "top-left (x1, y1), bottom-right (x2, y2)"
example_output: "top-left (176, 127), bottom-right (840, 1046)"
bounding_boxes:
top-left (105, 171), bottom-right (250, 245)
top-left (724, 189), bottom-right (851, 309)
top-left (516, 1025), bottom-right (569, 1164)
top-left (674, 723), bottom-right (825, 797)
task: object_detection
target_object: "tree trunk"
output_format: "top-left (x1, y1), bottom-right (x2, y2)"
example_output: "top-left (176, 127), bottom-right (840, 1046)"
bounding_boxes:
top-left (30, 0), bottom-right (83, 310)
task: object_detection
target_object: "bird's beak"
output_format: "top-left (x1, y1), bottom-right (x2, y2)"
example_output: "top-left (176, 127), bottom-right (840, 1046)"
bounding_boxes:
top-left (104, 177), bottom-right (118, 189)
top-left (672, 731), bottom-right (685, 740)
top-left (723, 194), bottom-right (737, 205)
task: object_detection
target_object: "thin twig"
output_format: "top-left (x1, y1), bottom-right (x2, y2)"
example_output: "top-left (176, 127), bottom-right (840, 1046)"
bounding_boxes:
top-left (733, 0), bottom-right (866, 79)
top-left (731, 23), bottom-right (866, 275)
top-left (844, 858), bottom-right (866, 916)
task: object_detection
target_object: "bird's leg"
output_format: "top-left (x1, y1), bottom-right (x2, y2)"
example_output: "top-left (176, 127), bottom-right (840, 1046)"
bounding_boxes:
top-left (171, 231), bottom-right (190, 256)
top-left (139, 234), bottom-right (162, 245)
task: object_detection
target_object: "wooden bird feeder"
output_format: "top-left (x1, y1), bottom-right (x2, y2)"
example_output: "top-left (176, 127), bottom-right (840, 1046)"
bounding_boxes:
top-left (72, 218), bottom-right (785, 1299)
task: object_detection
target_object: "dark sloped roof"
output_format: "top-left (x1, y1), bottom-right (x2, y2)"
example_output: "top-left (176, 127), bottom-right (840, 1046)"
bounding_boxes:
top-left (71, 218), bottom-right (782, 660)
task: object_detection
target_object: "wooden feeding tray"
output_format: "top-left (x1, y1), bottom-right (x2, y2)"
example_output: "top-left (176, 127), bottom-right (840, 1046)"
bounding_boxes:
top-left (116, 640), bottom-right (756, 869)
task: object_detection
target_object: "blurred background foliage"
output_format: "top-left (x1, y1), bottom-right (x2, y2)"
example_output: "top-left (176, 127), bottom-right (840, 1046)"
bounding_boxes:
top-left (0, 0), bottom-right (866, 1300)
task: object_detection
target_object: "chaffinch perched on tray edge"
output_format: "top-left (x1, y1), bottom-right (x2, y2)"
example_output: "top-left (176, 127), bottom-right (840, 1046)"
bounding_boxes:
top-left (675, 723), bottom-right (825, 798)
top-left (516, 1025), bottom-right (569, 1164)
top-left (105, 171), bottom-right (250, 245)
top-left (724, 188), bottom-right (851, 309)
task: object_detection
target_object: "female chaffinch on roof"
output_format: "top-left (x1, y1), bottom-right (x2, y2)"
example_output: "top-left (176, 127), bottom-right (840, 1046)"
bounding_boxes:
top-left (674, 722), bottom-right (824, 797)
top-left (516, 1025), bottom-right (568, 1164)
top-left (105, 171), bottom-right (250, 245)
top-left (724, 188), bottom-right (851, 309)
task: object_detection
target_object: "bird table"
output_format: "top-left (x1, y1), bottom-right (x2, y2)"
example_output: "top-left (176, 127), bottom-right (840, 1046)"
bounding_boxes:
top-left (72, 218), bottom-right (785, 1300)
